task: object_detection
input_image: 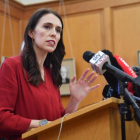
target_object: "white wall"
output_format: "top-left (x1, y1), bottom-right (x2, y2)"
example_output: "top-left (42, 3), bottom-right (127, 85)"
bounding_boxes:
top-left (14, 0), bottom-right (56, 5)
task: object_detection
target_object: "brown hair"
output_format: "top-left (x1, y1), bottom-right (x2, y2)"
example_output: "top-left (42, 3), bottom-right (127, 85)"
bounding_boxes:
top-left (21, 8), bottom-right (66, 87)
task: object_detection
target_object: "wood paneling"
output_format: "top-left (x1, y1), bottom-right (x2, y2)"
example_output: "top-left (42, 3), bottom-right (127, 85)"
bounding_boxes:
top-left (0, 0), bottom-right (23, 59)
top-left (61, 11), bottom-right (105, 108)
top-left (112, 4), bottom-right (140, 66)
top-left (0, 0), bottom-right (24, 19)
top-left (0, 12), bottom-right (22, 57)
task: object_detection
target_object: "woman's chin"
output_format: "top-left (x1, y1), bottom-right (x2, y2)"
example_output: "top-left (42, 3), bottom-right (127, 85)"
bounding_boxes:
top-left (45, 47), bottom-right (56, 53)
top-left (44, 48), bottom-right (55, 53)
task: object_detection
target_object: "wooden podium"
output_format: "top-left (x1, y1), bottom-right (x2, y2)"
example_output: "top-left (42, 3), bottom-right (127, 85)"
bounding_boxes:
top-left (22, 98), bottom-right (140, 140)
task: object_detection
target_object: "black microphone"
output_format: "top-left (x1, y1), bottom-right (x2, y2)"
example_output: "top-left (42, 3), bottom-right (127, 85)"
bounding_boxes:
top-left (132, 66), bottom-right (140, 77)
top-left (102, 50), bottom-right (123, 90)
top-left (102, 50), bottom-right (137, 94)
top-left (102, 84), bottom-right (120, 99)
top-left (131, 66), bottom-right (140, 96)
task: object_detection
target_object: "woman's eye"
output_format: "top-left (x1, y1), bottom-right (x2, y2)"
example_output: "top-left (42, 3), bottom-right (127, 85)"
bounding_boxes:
top-left (56, 29), bottom-right (61, 33)
top-left (44, 25), bottom-right (50, 29)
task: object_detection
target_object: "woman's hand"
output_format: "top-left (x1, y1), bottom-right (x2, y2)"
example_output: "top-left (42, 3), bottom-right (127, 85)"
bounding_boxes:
top-left (65, 68), bottom-right (100, 114)
top-left (26, 120), bottom-right (40, 132)
top-left (69, 68), bottom-right (100, 103)
top-left (26, 120), bottom-right (51, 132)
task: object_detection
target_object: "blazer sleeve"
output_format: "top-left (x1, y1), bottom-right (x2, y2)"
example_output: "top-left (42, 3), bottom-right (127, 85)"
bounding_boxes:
top-left (0, 60), bottom-right (31, 137)
top-left (58, 90), bottom-right (65, 117)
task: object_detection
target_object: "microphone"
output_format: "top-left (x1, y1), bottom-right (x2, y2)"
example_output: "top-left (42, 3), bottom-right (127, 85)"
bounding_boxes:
top-left (103, 83), bottom-right (140, 112)
top-left (131, 66), bottom-right (140, 96)
top-left (102, 50), bottom-right (123, 90)
top-left (114, 55), bottom-right (137, 95)
top-left (103, 66), bottom-right (140, 100)
top-left (102, 50), bottom-right (137, 95)
top-left (83, 51), bottom-right (118, 90)
top-left (84, 50), bottom-right (140, 126)
top-left (114, 55), bottom-right (137, 78)
top-left (102, 84), bottom-right (120, 99)
top-left (83, 51), bottom-right (111, 75)
top-left (132, 66), bottom-right (140, 77)
top-left (83, 50), bottom-right (140, 97)
top-left (83, 50), bottom-right (134, 83)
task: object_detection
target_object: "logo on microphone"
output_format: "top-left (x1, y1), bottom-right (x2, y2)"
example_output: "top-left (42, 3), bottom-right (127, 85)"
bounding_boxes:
top-left (117, 56), bottom-right (137, 78)
top-left (90, 51), bottom-right (104, 63)
top-left (89, 51), bottom-right (111, 75)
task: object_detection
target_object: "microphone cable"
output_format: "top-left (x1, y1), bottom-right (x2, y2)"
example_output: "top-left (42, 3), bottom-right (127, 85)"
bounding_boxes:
top-left (57, 102), bottom-right (99, 140)
top-left (57, 113), bottom-right (69, 140)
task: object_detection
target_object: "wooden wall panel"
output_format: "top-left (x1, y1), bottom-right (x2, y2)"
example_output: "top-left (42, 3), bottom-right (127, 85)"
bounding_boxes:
top-left (112, 4), bottom-right (140, 66)
top-left (0, 12), bottom-right (22, 57)
top-left (61, 11), bottom-right (105, 108)
top-left (0, 0), bottom-right (23, 59)
top-left (0, 0), bottom-right (23, 19)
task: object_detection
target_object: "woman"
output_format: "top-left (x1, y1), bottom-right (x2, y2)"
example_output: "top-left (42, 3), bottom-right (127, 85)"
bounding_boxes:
top-left (0, 8), bottom-right (100, 140)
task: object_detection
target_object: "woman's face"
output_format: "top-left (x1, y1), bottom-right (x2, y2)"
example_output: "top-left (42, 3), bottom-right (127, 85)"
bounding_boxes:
top-left (30, 13), bottom-right (62, 53)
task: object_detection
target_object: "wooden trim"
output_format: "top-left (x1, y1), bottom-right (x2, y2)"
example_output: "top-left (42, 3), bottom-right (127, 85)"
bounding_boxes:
top-left (0, 0), bottom-right (24, 11)
top-left (1, 0), bottom-right (140, 17)
top-left (24, 0), bottom-right (140, 15)
top-left (24, 0), bottom-right (85, 11)
top-left (103, 8), bottom-right (113, 52)
top-left (59, 0), bottom-right (140, 15)
top-left (0, 0), bottom-right (24, 19)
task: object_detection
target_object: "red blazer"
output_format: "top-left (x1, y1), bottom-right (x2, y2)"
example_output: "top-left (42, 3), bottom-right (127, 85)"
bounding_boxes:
top-left (0, 55), bottom-right (65, 140)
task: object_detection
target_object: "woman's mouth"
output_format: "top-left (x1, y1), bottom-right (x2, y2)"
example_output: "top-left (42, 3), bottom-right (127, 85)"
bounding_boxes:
top-left (46, 40), bottom-right (55, 46)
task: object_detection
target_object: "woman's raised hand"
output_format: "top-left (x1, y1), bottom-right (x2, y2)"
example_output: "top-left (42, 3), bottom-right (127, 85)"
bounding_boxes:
top-left (69, 68), bottom-right (100, 103)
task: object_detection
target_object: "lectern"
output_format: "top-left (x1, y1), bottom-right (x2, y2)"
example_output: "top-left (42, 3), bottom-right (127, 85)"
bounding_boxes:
top-left (22, 97), bottom-right (140, 140)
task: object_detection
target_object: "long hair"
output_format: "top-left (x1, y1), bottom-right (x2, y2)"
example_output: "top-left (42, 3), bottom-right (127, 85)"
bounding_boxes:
top-left (21, 8), bottom-right (66, 87)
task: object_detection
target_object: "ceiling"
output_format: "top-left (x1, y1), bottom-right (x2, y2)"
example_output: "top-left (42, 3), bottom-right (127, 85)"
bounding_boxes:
top-left (14, 0), bottom-right (58, 5)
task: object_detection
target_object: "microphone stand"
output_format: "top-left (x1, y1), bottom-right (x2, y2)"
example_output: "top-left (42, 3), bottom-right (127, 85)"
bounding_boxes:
top-left (117, 81), bottom-right (140, 140)
top-left (124, 89), bottom-right (140, 127)
top-left (101, 62), bottom-right (140, 139)
top-left (118, 81), bottom-right (127, 140)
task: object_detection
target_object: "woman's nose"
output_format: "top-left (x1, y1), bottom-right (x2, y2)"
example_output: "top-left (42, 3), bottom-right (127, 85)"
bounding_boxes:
top-left (50, 28), bottom-right (56, 36)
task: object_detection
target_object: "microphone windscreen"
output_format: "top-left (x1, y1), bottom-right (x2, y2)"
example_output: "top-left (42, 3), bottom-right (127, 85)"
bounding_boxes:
top-left (83, 51), bottom-right (95, 63)
top-left (102, 50), bottom-right (123, 71)
top-left (102, 85), bottom-right (120, 99)
top-left (102, 85), bottom-right (110, 98)
top-left (131, 66), bottom-right (140, 96)
top-left (101, 50), bottom-right (123, 89)
top-left (132, 66), bottom-right (140, 77)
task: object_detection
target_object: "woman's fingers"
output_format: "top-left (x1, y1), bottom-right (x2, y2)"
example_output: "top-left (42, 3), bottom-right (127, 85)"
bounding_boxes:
top-left (84, 71), bottom-right (95, 82)
top-left (70, 75), bottom-right (76, 85)
top-left (78, 68), bottom-right (90, 81)
top-left (88, 84), bottom-right (100, 92)
top-left (70, 68), bottom-right (99, 89)
top-left (79, 69), bottom-right (97, 85)
top-left (88, 75), bottom-right (98, 85)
